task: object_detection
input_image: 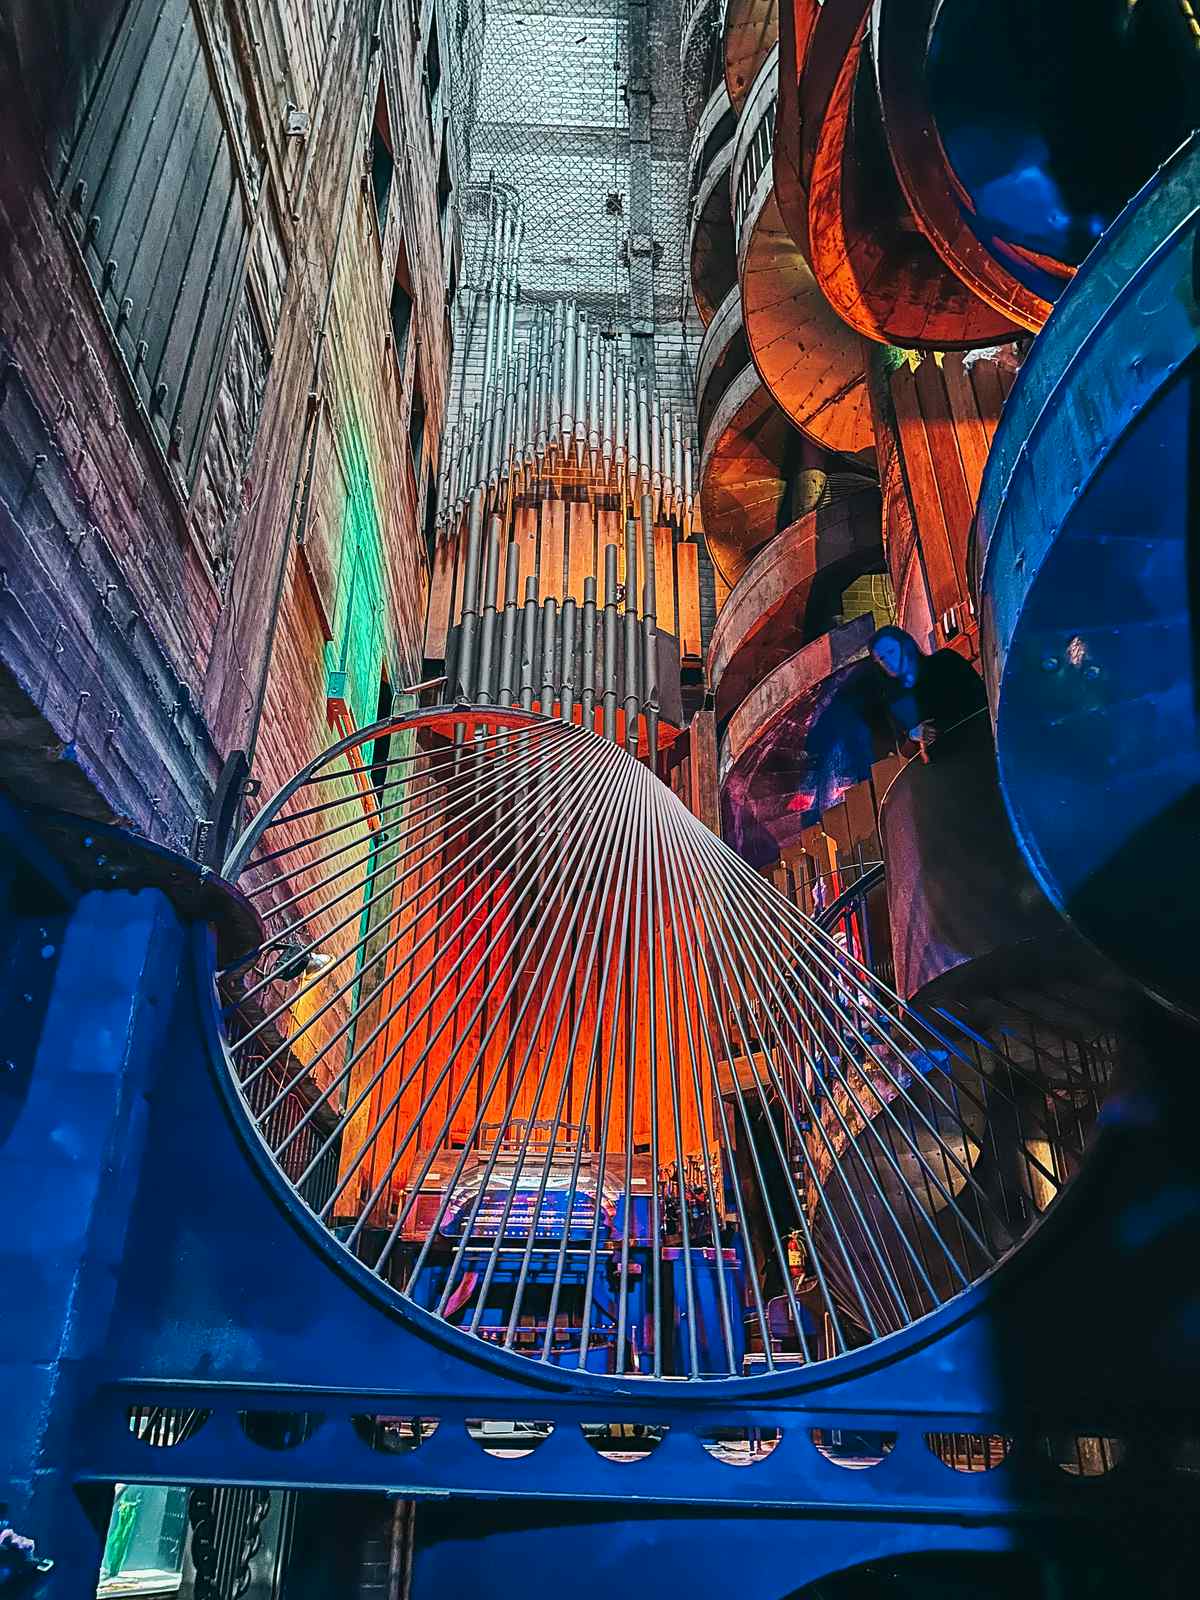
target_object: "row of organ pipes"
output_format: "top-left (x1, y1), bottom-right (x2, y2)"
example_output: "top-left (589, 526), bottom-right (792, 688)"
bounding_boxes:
top-left (448, 489), bottom-right (666, 760)
top-left (428, 277), bottom-right (708, 762)
top-left (436, 295), bottom-right (697, 531)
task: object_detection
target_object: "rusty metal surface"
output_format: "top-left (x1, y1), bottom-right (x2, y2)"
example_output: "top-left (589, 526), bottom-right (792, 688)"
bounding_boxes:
top-left (799, 0), bottom-right (1018, 348)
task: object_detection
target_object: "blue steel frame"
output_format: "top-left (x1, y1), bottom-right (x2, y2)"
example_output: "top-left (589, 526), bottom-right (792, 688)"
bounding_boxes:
top-left (70, 910), bottom-right (1150, 1512)
top-left (973, 131), bottom-right (1200, 1015)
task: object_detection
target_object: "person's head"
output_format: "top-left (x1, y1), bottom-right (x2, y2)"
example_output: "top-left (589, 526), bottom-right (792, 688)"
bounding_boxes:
top-left (869, 625), bottom-right (920, 688)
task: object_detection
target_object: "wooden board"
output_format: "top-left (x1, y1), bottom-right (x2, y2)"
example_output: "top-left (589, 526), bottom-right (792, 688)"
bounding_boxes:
top-left (567, 498), bottom-right (595, 602)
top-left (540, 496), bottom-right (566, 602)
top-left (676, 540), bottom-right (702, 661)
top-left (654, 518), bottom-right (676, 635)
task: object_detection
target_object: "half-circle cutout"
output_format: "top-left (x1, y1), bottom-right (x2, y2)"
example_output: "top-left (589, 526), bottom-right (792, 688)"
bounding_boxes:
top-left (126, 1406), bottom-right (211, 1448)
top-left (699, 1425), bottom-right (782, 1466)
top-left (925, 1432), bottom-right (1011, 1472)
top-left (1041, 1434), bottom-right (1124, 1478)
top-left (581, 1422), bottom-right (669, 1462)
top-left (238, 1411), bottom-right (321, 1450)
top-left (811, 1427), bottom-right (896, 1470)
top-left (466, 1419), bottom-right (554, 1459)
top-left (352, 1415), bottom-right (439, 1454)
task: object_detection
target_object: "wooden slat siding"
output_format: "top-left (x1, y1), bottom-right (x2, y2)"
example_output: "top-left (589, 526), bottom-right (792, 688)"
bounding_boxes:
top-left (822, 801), bottom-right (852, 857)
top-left (514, 503), bottom-right (539, 599)
top-left (653, 518), bottom-right (676, 634)
top-left (844, 780), bottom-right (876, 847)
top-left (782, 844), bottom-right (812, 917)
top-left (597, 509), bottom-right (622, 591)
top-left (940, 354), bottom-right (992, 508)
top-left (970, 357), bottom-right (1009, 449)
top-left (888, 362), bottom-right (960, 622)
top-left (676, 540), bottom-right (703, 661)
top-left (61, 0), bottom-right (253, 499)
top-left (871, 753), bottom-right (906, 811)
top-left (568, 497), bottom-right (594, 601)
top-left (540, 496), bottom-right (566, 602)
top-left (913, 357), bottom-right (975, 607)
top-left (424, 531), bottom-right (456, 659)
top-left (46, 0), bottom-right (135, 179)
top-left (686, 709), bottom-right (721, 834)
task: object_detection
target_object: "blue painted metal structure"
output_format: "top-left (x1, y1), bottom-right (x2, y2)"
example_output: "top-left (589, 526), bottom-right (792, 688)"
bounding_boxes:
top-left (974, 133), bottom-right (1200, 1017)
top-left (0, 776), bottom-right (1198, 1594)
top-left (53, 858), bottom-right (1200, 1512)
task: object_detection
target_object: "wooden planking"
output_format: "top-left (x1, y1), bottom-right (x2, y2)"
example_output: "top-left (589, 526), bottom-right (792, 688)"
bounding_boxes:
top-left (676, 540), bottom-right (702, 661)
top-left (844, 780), bottom-right (877, 847)
top-left (540, 497), bottom-right (566, 602)
top-left (597, 509), bottom-right (623, 594)
top-left (941, 354), bottom-right (992, 507)
top-left (686, 708), bottom-right (721, 835)
top-left (567, 498), bottom-right (595, 601)
top-left (514, 504), bottom-right (539, 597)
top-left (888, 361), bottom-right (963, 621)
top-left (653, 518), bottom-right (676, 634)
top-left (913, 358), bottom-right (975, 602)
top-left (424, 530), bottom-right (457, 658)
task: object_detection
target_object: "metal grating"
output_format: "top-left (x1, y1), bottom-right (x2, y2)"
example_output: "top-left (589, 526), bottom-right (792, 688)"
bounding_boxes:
top-left (219, 707), bottom-right (1111, 1383)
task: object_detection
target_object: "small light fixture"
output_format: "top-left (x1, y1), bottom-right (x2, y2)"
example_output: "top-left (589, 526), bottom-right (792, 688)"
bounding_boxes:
top-left (269, 943), bottom-right (334, 983)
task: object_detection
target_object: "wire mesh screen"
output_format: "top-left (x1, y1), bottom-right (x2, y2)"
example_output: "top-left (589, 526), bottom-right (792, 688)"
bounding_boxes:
top-left (449, 0), bottom-right (695, 322)
top-left (219, 708), bottom-right (1112, 1382)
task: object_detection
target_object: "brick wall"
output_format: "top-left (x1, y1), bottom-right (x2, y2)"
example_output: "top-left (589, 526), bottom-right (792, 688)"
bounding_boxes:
top-left (0, 0), bottom-right (456, 848)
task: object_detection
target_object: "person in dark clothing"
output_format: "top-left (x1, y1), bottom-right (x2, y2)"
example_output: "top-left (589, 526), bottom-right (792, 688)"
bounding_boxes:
top-left (867, 625), bottom-right (988, 761)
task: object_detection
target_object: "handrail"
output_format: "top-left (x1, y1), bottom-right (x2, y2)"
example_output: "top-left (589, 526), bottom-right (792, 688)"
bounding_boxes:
top-left (815, 862), bottom-right (885, 932)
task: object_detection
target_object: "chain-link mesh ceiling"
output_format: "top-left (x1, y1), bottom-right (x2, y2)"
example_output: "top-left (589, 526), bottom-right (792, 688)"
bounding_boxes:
top-left (448, 0), bottom-right (694, 325)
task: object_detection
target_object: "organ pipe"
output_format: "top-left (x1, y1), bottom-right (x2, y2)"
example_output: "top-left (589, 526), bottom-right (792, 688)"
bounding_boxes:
top-left (436, 290), bottom-right (700, 760)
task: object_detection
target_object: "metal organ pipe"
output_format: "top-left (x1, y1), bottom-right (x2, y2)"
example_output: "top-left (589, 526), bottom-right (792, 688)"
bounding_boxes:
top-left (573, 307), bottom-right (588, 466)
top-left (497, 540), bottom-right (521, 706)
top-left (623, 518), bottom-right (640, 755)
top-left (540, 596), bottom-right (558, 717)
top-left (455, 489), bottom-right (486, 699)
top-left (587, 324), bottom-right (601, 476)
top-left (481, 193), bottom-right (504, 401)
top-left (519, 576), bottom-right (538, 713)
top-left (640, 493), bottom-right (659, 765)
top-left (435, 294), bottom-right (705, 743)
top-left (475, 516), bottom-right (501, 703)
top-left (561, 301), bottom-right (576, 459)
top-left (602, 543), bottom-right (618, 741)
top-left (581, 574), bottom-right (597, 728)
top-left (559, 597), bottom-right (576, 723)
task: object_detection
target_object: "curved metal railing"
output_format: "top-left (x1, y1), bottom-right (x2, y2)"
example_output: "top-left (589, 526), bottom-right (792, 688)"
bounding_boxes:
top-left (217, 707), bottom-right (1110, 1382)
